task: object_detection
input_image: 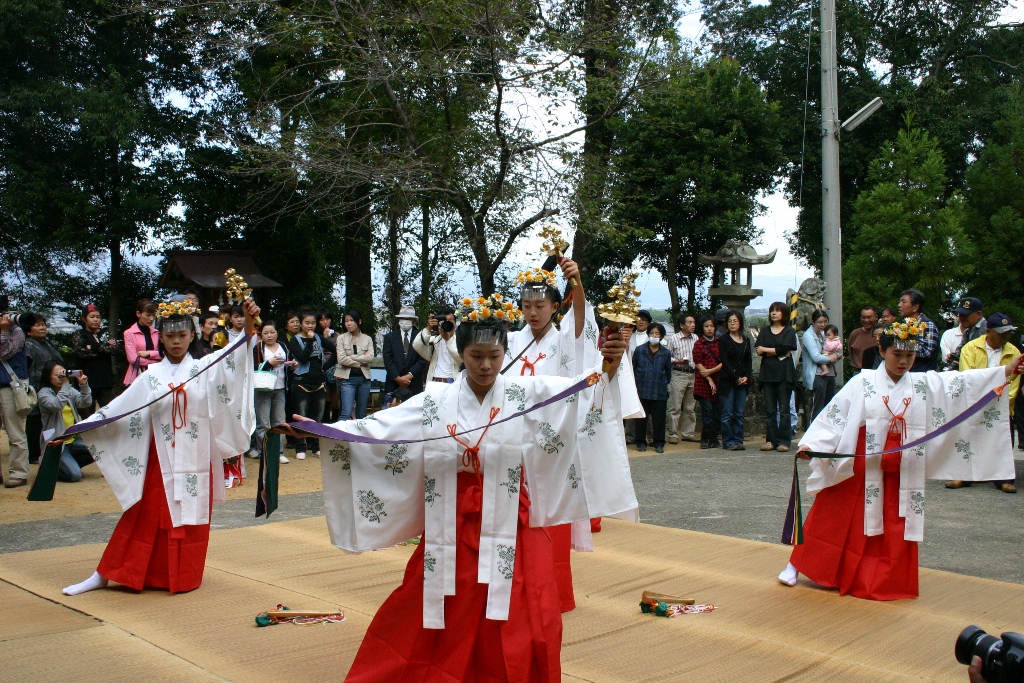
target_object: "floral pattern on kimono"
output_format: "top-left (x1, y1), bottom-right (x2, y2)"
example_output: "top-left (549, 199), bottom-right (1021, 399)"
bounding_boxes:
top-left (800, 365), bottom-right (1013, 542)
top-left (319, 367), bottom-right (637, 628)
top-left (69, 337), bottom-right (256, 527)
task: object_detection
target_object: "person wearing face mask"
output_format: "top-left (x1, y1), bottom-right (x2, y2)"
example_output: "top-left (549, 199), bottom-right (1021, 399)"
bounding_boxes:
top-left (631, 322), bottom-right (673, 453)
top-left (383, 305), bottom-right (428, 397)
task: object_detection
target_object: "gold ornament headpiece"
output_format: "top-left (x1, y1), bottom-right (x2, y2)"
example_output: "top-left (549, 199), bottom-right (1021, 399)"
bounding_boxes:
top-left (156, 299), bottom-right (198, 333)
top-left (157, 300), bottom-right (198, 319)
top-left (517, 267), bottom-right (558, 300)
top-left (884, 317), bottom-right (927, 351)
top-left (458, 293), bottom-right (523, 325)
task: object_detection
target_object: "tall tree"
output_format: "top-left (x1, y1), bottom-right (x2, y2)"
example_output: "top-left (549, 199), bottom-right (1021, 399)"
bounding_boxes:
top-left (843, 118), bottom-right (971, 319)
top-left (702, 0), bottom-right (1022, 271)
top-left (963, 83), bottom-right (1024, 324)
top-left (612, 56), bottom-right (785, 315)
top-left (540, 0), bottom-right (677, 290)
top-left (0, 0), bottom-right (199, 331)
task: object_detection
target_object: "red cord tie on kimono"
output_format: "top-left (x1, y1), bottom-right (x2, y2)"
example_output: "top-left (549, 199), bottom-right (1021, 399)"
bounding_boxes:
top-left (447, 407), bottom-right (501, 477)
top-left (781, 378), bottom-right (1012, 546)
top-left (169, 382), bottom-right (188, 447)
top-left (520, 353), bottom-right (546, 376)
top-left (881, 396), bottom-right (911, 473)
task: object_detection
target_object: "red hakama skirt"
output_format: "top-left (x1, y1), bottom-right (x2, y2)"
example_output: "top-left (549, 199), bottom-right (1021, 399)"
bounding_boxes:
top-left (549, 523), bottom-right (576, 612)
top-left (789, 427), bottom-right (918, 600)
top-left (97, 442), bottom-right (211, 593)
top-left (345, 473), bottom-right (563, 683)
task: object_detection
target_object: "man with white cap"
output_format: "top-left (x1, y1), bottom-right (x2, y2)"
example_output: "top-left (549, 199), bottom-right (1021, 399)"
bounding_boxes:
top-left (382, 305), bottom-right (428, 397)
top-left (946, 312), bottom-right (1021, 493)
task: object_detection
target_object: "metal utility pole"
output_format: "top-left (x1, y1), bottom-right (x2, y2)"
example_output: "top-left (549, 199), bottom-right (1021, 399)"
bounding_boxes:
top-left (820, 0), bottom-right (843, 383)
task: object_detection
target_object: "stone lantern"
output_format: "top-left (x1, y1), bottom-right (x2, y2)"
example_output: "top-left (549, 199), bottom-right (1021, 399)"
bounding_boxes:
top-left (698, 239), bottom-right (777, 313)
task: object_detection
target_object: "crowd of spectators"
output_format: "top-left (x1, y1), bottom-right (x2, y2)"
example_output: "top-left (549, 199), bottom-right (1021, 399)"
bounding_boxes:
top-left (1, 286), bottom-right (1021, 493)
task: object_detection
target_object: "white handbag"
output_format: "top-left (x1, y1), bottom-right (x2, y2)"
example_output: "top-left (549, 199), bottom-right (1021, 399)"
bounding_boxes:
top-left (254, 361), bottom-right (278, 392)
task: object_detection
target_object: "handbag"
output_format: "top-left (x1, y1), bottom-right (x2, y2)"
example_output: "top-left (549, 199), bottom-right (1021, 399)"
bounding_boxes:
top-left (254, 362), bottom-right (278, 392)
top-left (253, 344), bottom-right (279, 392)
top-left (1, 357), bottom-right (37, 416)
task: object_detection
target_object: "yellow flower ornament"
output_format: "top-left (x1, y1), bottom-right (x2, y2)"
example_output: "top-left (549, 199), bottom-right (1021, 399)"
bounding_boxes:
top-left (884, 317), bottom-right (927, 350)
top-left (459, 293), bottom-right (523, 325)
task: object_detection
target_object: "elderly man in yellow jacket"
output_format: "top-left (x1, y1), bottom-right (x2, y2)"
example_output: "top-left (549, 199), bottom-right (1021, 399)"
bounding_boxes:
top-left (946, 313), bottom-right (1021, 493)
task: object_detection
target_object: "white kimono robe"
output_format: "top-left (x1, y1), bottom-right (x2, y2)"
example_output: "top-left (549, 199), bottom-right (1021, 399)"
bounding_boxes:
top-left (800, 364), bottom-right (1015, 542)
top-left (319, 368), bottom-right (637, 628)
top-left (71, 340), bottom-right (255, 527)
top-left (505, 301), bottom-right (643, 550)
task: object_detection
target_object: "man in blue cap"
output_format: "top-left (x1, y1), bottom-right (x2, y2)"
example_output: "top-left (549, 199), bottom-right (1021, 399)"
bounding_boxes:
top-left (940, 296), bottom-right (985, 370)
top-left (946, 313), bottom-right (1020, 493)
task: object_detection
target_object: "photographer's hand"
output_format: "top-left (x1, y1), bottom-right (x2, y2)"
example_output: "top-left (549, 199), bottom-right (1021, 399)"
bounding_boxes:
top-left (0, 314), bottom-right (12, 332)
top-left (968, 656), bottom-right (986, 683)
top-left (76, 374), bottom-right (89, 386)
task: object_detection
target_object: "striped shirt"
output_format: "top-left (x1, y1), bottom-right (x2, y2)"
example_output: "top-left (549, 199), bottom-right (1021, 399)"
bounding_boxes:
top-left (666, 331), bottom-right (696, 368)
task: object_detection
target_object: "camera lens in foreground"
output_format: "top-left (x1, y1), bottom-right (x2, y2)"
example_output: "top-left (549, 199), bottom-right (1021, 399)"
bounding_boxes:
top-left (955, 625), bottom-right (1000, 665)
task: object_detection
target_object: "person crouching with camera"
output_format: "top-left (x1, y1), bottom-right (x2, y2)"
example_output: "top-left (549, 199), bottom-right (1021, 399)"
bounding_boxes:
top-left (37, 360), bottom-right (94, 482)
top-left (413, 306), bottom-right (461, 384)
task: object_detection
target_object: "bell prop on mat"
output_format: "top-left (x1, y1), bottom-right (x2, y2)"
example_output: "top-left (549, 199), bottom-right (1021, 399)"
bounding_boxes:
top-left (224, 268), bottom-right (261, 326)
top-left (597, 271), bottom-right (642, 372)
top-left (539, 225), bottom-right (578, 288)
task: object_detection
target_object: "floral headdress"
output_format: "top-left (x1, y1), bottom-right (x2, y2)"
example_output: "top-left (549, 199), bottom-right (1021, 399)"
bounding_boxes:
top-left (156, 299), bottom-right (199, 333)
top-left (458, 293), bottom-right (523, 325)
top-left (517, 267), bottom-right (558, 300)
top-left (884, 317), bottom-right (927, 351)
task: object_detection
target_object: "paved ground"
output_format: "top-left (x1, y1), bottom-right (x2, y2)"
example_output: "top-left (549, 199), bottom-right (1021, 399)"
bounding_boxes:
top-left (628, 445), bottom-right (1024, 585)
top-left (3, 438), bottom-right (1022, 586)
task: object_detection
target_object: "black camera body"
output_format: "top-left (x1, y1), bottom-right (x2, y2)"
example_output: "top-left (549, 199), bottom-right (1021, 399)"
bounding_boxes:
top-left (957, 626), bottom-right (1024, 683)
top-left (433, 314), bottom-right (454, 334)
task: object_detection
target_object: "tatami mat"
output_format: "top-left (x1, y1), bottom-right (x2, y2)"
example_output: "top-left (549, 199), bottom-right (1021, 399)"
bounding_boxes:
top-left (1, 517), bottom-right (1020, 682)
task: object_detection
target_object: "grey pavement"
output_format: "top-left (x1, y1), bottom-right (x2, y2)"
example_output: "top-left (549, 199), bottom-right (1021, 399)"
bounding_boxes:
top-left (629, 447), bottom-right (1024, 585)
top-left (2, 449), bottom-right (1022, 587)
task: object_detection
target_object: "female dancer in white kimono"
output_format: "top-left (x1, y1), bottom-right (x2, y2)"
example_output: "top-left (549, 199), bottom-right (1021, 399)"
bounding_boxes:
top-left (779, 318), bottom-right (1023, 599)
top-left (294, 293), bottom-right (636, 682)
top-left (61, 297), bottom-right (258, 596)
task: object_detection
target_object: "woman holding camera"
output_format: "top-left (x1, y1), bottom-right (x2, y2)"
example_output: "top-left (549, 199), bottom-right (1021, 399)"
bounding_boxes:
top-left (37, 360), bottom-right (94, 482)
top-left (73, 304), bottom-right (119, 408)
top-left (123, 299), bottom-right (161, 385)
top-left (23, 313), bottom-right (65, 464)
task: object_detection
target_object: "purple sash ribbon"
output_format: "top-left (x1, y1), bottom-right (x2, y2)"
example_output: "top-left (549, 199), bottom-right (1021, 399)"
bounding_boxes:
top-left (782, 381), bottom-right (1008, 545)
top-left (62, 333), bottom-right (253, 438)
top-left (286, 374), bottom-right (599, 444)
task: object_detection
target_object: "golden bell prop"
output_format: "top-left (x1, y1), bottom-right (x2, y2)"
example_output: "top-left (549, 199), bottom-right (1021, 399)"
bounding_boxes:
top-left (224, 268), bottom-right (261, 326)
top-left (597, 271), bottom-right (642, 371)
top-left (539, 225), bottom-right (578, 288)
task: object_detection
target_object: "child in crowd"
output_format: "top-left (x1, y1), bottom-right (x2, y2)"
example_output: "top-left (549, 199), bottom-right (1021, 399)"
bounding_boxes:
top-left (820, 325), bottom-right (843, 375)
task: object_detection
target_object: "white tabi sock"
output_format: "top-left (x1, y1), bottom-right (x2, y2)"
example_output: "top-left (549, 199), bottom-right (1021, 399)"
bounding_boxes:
top-left (778, 562), bottom-right (798, 587)
top-left (63, 571), bottom-right (108, 596)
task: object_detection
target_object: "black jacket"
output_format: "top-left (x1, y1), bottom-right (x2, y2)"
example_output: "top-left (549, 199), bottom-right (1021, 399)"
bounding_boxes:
top-left (382, 327), bottom-right (427, 394)
top-left (718, 333), bottom-right (753, 385)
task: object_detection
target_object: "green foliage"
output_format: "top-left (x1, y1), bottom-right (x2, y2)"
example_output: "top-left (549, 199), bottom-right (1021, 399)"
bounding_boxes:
top-left (843, 117), bottom-right (971, 321)
top-left (702, 0), bottom-right (1023, 270)
top-left (611, 54), bottom-right (784, 314)
top-left (963, 84), bottom-right (1024, 325)
top-left (0, 0), bottom-right (201, 330)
